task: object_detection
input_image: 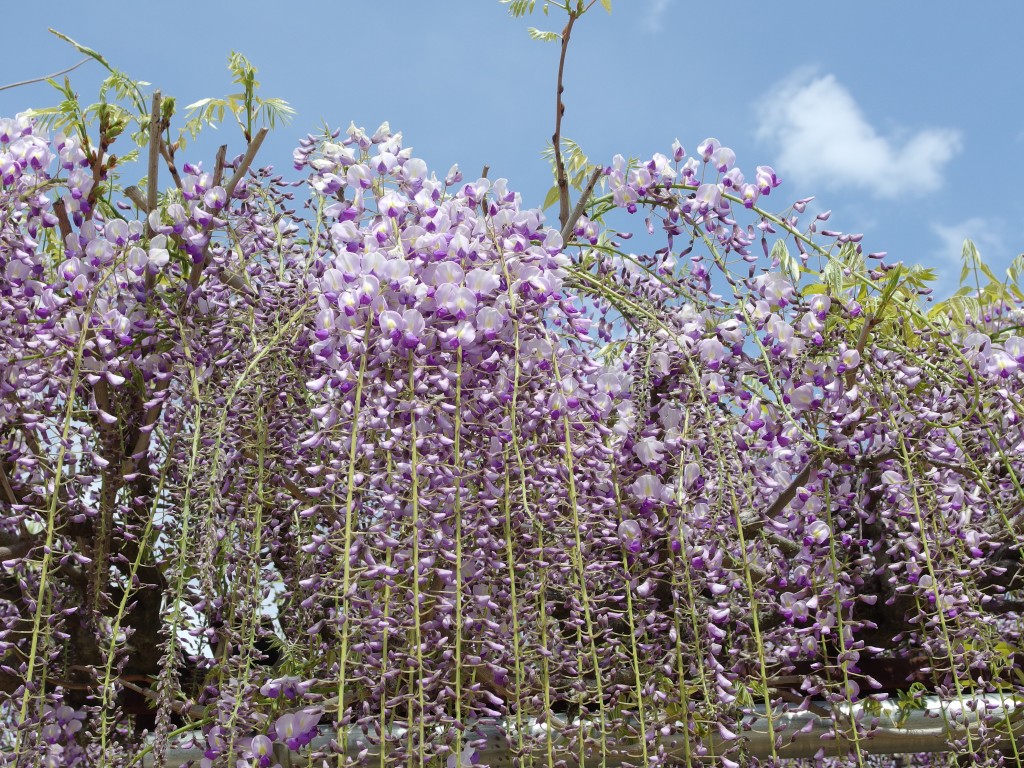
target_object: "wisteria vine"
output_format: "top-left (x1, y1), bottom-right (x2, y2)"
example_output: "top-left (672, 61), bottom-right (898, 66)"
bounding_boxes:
top-left (2, 13), bottom-right (1024, 768)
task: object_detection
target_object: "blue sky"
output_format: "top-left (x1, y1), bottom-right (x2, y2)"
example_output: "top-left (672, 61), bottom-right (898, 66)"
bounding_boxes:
top-left (2, 1), bottom-right (1022, 295)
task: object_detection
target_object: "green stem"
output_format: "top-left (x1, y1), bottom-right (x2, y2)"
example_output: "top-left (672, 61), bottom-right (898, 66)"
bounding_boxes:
top-left (453, 346), bottom-right (465, 760)
top-left (96, 435), bottom-right (178, 752)
top-left (334, 312), bottom-right (374, 766)
top-left (17, 262), bottom-right (112, 752)
top-left (407, 354), bottom-right (427, 768)
top-left (549, 349), bottom-right (608, 768)
top-left (611, 469), bottom-right (648, 765)
top-left (894, 425), bottom-right (977, 756)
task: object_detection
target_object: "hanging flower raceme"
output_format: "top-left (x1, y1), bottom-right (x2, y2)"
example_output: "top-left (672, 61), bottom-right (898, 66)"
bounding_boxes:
top-left (3, 101), bottom-right (1024, 768)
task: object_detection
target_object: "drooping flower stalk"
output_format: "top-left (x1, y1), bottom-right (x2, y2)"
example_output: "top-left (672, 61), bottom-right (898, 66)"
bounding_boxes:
top-left (452, 344), bottom-right (466, 764)
top-left (611, 466), bottom-right (648, 766)
top-left (96, 433), bottom-right (177, 756)
top-left (549, 350), bottom-right (609, 768)
top-left (333, 312), bottom-right (374, 765)
top-left (16, 259), bottom-right (107, 752)
top-left (407, 353), bottom-right (428, 768)
top-left (895, 425), bottom-right (978, 756)
top-left (505, 319), bottom-right (556, 768)
top-left (820, 483), bottom-right (867, 765)
top-left (6, 53), bottom-right (1024, 765)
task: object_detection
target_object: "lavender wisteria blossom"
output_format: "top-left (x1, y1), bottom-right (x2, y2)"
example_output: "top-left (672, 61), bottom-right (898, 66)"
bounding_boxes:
top-left (1, 43), bottom-right (1024, 768)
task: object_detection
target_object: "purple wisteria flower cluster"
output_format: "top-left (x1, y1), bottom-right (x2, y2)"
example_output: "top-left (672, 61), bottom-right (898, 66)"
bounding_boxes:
top-left (1, 63), bottom-right (1023, 768)
top-left (200, 708), bottom-right (320, 768)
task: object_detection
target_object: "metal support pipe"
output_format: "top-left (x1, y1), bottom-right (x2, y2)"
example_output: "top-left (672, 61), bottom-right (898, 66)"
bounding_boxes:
top-left (146, 695), bottom-right (1024, 766)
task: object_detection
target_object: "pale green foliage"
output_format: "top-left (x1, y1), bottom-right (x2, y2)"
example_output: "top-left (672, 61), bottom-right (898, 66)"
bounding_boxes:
top-left (24, 77), bottom-right (88, 135)
top-left (817, 242), bottom-right (862, 297)
top-left (183, 51), bottom-right (294, 144)
top-left (772, 239), bottom-right (800, 284)
top-left (1006, 253), bottom-right (1024, 288)
top-left (22, 31), bottom-right (290, 164)
top-left (541, 137), bottom-right (601, 209)
top-left (21, 36), bottom-right (292, 239)
top-left (926, 238), bottom-right (1019, 328)
top-left (502, 0), bottom-right (611, 21)
top-left (508, 0), bottom-right (610, 209)
top-left (26, 29), bottom-right (149, 151)
top-left (46, 29), bottom-right (147, 113)
top-left (501, 0), bottom-right (550, 16)
top-left (799, 234), bottom-right (978, 345)
top-left (527, 27), bottom-right (562, 41)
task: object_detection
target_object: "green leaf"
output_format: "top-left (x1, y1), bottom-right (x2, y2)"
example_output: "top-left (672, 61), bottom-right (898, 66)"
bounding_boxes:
top-left (97, 103), bottom-right (131, 139)
top-left (905, 265), bottom-right (936, 288)
top-left (527, 27), bottom-right (561, 41)
top-left (48, 28), bottom-right (114, 74)
top-left (960, 238), bottom-right (983, 286)
top-left (822, 259), bottom-right (844, 295)
top-left (261, 97), bottom-right (296, 128)
top-left (542, 184), bottom-right (561, 210)
top-left (979, 260), bottom-right (999, 285)
top-left (962, 238), bottom-right (981, 268)
top-left (879, 264), bottom-right (904, 305)
top-left (771, 239), bottom-right (799, 283)
top-left (802, 282), bottom-right (826, 296)
top-left (23, 105), bottom-right (61, 119)
top-left (184, 97), bottom-right (215, 111)
top-left (1007, 253), bottom-right (1024, 285)
top-left (601, 0), bottom-right (612, 10)
top-left (501, 0), bottom-right (537, 17)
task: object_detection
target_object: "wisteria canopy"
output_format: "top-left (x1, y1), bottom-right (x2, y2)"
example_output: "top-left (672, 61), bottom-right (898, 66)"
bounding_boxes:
top-left (2, 4), bottom-right (1024, 767)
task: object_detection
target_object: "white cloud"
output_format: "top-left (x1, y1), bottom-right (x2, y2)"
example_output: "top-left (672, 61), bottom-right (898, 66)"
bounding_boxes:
top-left (756, 70), bottom-right (962, 199)
top-left (931, 216), bottom-right (1004, 267)
top-left (643, 0), bottom-right (671, 31)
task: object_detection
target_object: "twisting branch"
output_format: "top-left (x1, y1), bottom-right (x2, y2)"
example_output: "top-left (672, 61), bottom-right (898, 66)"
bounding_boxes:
top-left (158, 141), bottom-right (183, 192)
top-left (117, 678), bottom-right (209, 721)
top-left (756, 460), bottom-right (816, 527)
top-left (52, 198), bottom-right (73, 242)
top-left (212, 144), bottom-right (228, 189)
top-left (0, 461), bottom-right (17, 506)
top-left (145, 91), bottom-right (162, 225)
top-left (122, 378), bottom-right (171, 476)
top-left (0, 537), bottom-right (38, 562)
top-left (560, 166), bottom-right (602, 244)
top-left (128, 129), bottom-right (271, 468)
top-left (189, 129), bottom-right (267, 291)
top-left (845, 311), bottom-right (878, 389)
top-left (225, 126), bottom-right (269, 199)
top-left (123, 186), bottom-right (149, 213)
top-left (143, 93), bottom-right (164, 285)
top-left (0, 58), bottom-right (91, 92)
top-left (552, 10), bottom-right (581, 230)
